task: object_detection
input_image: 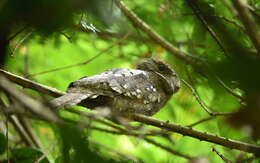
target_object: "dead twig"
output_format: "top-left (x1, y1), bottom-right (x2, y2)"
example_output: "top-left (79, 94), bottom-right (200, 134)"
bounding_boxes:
top-left (212, 147), bottom-right (233, 163)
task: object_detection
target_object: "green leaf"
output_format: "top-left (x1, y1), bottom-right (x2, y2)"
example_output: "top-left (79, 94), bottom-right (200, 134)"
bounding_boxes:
top-left (0, 133), bottom-right (7, 155)
top-left (12, 147), bottom-right (49, 163)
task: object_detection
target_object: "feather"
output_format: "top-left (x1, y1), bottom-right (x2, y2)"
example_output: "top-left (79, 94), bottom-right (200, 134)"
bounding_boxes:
top-left (51, 93), bottom-right (90, 109)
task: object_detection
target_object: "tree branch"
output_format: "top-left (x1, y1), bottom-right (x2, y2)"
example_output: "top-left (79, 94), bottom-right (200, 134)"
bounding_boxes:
top-left (0, 69), bottom-right (64, 97)
top-left (0, 75), bottom-right (60, 123)
top-left (0, 99), bottom-right (34, 147)
top-left (66, 112), bottom-right (195, 160)
top-left (1, 69), bottom-right (260, 154)
top-left (132, 114), bottom-right (260, 154)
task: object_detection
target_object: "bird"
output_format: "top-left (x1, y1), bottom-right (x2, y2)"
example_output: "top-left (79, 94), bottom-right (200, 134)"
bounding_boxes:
top-left (51, 58), bottom-right (180, 116)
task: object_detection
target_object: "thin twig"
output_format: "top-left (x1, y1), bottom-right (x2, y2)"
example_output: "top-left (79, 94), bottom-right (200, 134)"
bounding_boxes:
top-left (187, 116), bottom-right (216, 128)
top-left (68, 114), bottom-right (194, 160)
top-left (144, 137), bottom-right (194, 160)
top-left (7, 26), bottom-right (28, 42)
top-left (181, 79), bottom-right (213, 115)
top-left (184, 67), bottom-right (236, 116)
top-left (64, 115), bottom-right (193, 160)
top-left (64, 108), bottom-right (126, 132)
top-left (89, 125), bottom-right (168, 137)
top-left (205, 15), bottom-right (244, 31)
top-left (7, 95), bottom-right (41, 148)
top-left (172, 13), bottom-right (244, 32)
top-left (181, 79), bottom-right (233, 116)
top-left (0, 99), bottom-right (34, 147)
top-left (15, 115), bottom-right (40, 148)
top-left (10, 29), bottom-right (34, 56)
top-left (35, 141), bottom-right (58, 163)
top-left (3, 101), bottom-right (10, 162)
top-left (186, 0), bottom-right (229, 58)
top-left (216, 77), bottom-right (245, 103)
top-left (26, 33), bottom-right (130, 77)
top-left (75, 25), bottom-right (154, 43)
top-left (212, 147), bottom-right (233, 163)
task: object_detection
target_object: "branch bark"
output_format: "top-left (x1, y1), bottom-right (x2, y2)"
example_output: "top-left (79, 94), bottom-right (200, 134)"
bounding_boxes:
top-left (0, 75), bottom-right (60, 123)
top-left (1, 69), bottom-right (260, 154)
top-left (132, 114), bottom-right (260, 154)
top-left (0, 69), bottom-right (64, 97)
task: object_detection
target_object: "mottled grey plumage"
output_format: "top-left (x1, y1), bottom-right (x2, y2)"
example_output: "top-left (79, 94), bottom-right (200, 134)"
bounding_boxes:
top-left (51, 58), bottom-right (180, 116)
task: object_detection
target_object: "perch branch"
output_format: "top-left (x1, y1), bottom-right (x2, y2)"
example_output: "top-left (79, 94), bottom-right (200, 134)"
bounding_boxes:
top-left (1, 69), bottom-right (260, 154)
top-left (132, 114), bottom-right (260, 154)
top-left (0, 69), bottom-right (64, 97)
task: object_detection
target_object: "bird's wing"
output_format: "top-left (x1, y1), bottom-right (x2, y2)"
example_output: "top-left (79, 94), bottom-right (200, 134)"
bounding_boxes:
top-left (51, 68), bottom-right (162, 108)
top-left (69, 68), bottom-right (162, 103)
top-left (51, 93), bottom-right (91, 108)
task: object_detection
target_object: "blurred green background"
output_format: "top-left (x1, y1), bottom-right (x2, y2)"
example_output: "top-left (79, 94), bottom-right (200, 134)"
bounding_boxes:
top-left (1, 0), bottom-right (260, 162)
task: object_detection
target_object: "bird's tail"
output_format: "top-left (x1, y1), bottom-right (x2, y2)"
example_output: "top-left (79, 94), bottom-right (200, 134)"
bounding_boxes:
top-left (51, 93), bottom-right (90, 109)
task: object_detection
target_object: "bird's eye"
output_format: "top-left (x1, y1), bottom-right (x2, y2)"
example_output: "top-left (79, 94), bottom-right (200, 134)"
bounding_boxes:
top-left (158, 64), bottom-right (165, 71)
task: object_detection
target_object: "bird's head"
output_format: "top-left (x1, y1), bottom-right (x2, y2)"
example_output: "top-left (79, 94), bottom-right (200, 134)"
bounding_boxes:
top-left (136, 58), bottom-right (180, 94)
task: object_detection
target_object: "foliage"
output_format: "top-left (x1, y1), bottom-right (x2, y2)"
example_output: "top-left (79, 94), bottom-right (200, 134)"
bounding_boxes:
top-left (1, 0), bottom-right (260, 162)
